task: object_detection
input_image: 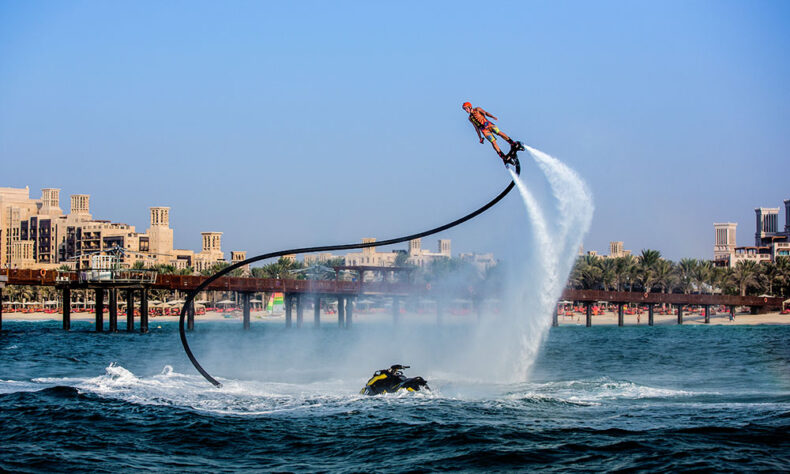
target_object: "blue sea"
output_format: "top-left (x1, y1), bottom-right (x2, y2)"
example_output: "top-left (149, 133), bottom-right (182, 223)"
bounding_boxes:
top-left (1, 319), bottom-right (788, 472)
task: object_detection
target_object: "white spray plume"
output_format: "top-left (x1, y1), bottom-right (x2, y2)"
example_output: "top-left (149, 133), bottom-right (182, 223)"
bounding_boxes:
top-left (195, 146), bottom-right (593, 390)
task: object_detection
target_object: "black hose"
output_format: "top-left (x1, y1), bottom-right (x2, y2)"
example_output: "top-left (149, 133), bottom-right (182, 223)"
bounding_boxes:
top-left (179, 158), bottom-right (521, 387)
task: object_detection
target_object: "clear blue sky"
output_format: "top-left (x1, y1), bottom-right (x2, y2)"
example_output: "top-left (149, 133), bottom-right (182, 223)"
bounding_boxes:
top-left (2, 1), bottom-right (788, 261)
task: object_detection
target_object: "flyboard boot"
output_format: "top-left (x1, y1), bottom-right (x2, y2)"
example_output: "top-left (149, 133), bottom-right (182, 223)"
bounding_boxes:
top-left (502, 140), bottom-right (525, 167)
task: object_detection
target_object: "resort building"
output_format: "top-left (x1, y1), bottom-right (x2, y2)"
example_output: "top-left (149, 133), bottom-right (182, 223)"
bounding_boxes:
top-left (231, 250), bottom-right (250, 276)
top-left (458, 252), bottom-right (498, 275)
top-left (579, 241), bottom-right (632, 259)
top-left (608, 241), bottom-right (632, 258)
top-left (0, 186), bottom-right (237, 273)
top-left (344, 238), bottom-right (399, 267)
top-left (304, 252), bottom-right (340, 266)
top-left (407, 238), bottom-right (451, 267)
top-left (713, 199), bottom-right (790, 267)
top-left (341, 237), bottom-right (453, 268)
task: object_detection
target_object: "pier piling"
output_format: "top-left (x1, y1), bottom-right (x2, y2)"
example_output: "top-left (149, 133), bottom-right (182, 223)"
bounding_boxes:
top-left (345, 297), bottom-right (353, 328)
top-left (109, 289), bottom-right (118, 332)
top-left (140, 289), bottom-right (148, 334)
top-left (125, 289), bottom-right (134, 332)
top-left (296, 294), bottom-right (304, 328)
top-left (617, 303), bottom-right (624, 327)
top-left (187, 300), bottom-right (195, 331)
top-left (677, 305), bottom-right (684, 325)
top-left (62, 287), bottom-right (71, 331)
top-left (648, 303), bottom-right (654, 326)
top-left (552, 305), bottom-right (558, 327)
top-left (585, 302), bottom-right (592, 327)
top-left (313, 294), bottom-right (320, 328)
top-left (95, 289), bottom-right (104, 333)
top-left (285, 293), bottom-right (293, 328)
top-left (704, 305), bottom-right (710, 324)
top-left (242, 293), bottom-right (251, 330)
top-left (337, 296), bottom-right (345, 328)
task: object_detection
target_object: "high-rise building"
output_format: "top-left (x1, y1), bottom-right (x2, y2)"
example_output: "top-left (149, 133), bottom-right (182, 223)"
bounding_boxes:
top-left (785, 200), bottom-right (790, 234)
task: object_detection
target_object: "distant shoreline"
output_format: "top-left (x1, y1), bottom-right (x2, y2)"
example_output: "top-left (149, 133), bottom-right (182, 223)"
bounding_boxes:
top-left (3, 309), bottom-right (789, 326)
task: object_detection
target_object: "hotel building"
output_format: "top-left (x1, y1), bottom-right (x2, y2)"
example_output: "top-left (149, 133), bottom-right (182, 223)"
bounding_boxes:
top-left (713, 199), bottom-right (790, 267)
top-left (342, 237), bottom-right (452, 267)
top-left (0, 186), bottom-right (240, 272)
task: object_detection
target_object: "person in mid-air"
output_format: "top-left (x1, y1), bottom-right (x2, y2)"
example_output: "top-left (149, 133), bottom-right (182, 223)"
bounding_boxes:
top-left (463, 101), bottom-right (517, 161)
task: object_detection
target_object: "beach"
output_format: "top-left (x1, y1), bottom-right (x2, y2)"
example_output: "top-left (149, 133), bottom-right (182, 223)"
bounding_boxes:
top-left (4, 308), bottom-right (789, 326)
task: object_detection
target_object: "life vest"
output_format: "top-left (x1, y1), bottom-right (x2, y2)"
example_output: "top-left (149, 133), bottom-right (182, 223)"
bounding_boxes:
top-left (468, 110), bottom-right (485, 128)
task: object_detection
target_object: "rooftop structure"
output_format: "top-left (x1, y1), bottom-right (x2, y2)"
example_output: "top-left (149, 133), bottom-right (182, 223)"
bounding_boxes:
top-left (713, 198), bottom-right (790, 267)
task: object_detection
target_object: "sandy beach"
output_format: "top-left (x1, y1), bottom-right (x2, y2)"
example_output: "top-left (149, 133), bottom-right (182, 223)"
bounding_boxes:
top-left (555, 308), bottom-right (790, 326)
top-left (4, 309), bottom-right (789, 326)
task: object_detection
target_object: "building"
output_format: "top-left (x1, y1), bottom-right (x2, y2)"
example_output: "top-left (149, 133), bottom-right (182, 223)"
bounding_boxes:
top-left (407, 238), bottom-right (451, 267)
top-left (304, 252), bottom-right (341, 266)
top-left (1, 185), bottom-right (238, 273)
top-left (459, 252), bottom-right (498, 275)
top-left (342, 237), bottom-right (453, 268)
top-left (231, 250), bottom-right (249, 275)
top-left (578, 241), bottom-right (631, 259)
top-left (713, 199), bottom-right (790, 267)
top-left (608, 241), bottom-right (631, 258)
top-left (344, 238), bottom-right (400, 267)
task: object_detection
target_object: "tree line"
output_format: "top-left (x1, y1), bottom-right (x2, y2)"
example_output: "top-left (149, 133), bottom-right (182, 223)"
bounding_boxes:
top-left (569, 250), bottom-right (790, 297)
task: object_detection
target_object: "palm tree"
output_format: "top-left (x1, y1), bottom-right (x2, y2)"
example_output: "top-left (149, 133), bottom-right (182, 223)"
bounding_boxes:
top-left (653, 259), bottom-right (676, 294)
top-left (692, 260), bottom-right (715, 294)
top-left (676, 258), bottom-right (697, 294)
top-left (637, 249), bottom-right (661, 292)
top-left (775, 257), bottom-right (790, 297)
top-left (614, 255), bottom-right (636, 291)
top-left (756, 261), bottom-right (775, 296)
top-left (727, 260), bottom-right (760, 296)
top-left (599, 258), bottom-right (617, 291)
top-left (570, 255), bottom-right (603, 290)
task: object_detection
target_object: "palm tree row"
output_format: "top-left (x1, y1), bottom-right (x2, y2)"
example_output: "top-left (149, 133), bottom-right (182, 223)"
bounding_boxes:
top-left (569, 250), bottom-right (790, 297)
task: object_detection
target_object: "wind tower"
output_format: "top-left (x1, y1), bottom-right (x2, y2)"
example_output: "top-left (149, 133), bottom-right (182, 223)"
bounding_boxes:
top-left (70, 194), bottom-right (92, 220)
top-left (147, 207), bottom-right (174, 262)
top-left (754, 207), bottom-right (779, 246)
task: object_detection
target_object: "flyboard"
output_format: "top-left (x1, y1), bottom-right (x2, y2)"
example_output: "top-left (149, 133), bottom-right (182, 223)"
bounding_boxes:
top-left (503, 140), bottom-right (526, 167)
top-left (179, 141), bottom-right (526, 387)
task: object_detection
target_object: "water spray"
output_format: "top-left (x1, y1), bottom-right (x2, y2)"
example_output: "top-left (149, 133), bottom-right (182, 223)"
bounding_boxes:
top-left (180, 154), bottom-right (523, 387)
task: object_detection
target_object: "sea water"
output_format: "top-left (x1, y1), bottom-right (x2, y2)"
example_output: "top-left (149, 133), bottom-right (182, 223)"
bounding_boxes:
top-left (0, 320), bottom-right (788, 471)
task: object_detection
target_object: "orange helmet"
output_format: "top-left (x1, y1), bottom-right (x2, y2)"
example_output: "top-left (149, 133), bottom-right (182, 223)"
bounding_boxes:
top-left (462, 102), bottom-right (472, 109)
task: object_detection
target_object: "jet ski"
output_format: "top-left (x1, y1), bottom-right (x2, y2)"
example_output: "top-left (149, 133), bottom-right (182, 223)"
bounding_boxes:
top-left (361, 365), bottom-right (430, 395)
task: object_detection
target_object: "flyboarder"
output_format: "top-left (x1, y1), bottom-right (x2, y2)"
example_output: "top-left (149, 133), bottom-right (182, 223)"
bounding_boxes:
top-left (463, 101), bottom-right (524, 165)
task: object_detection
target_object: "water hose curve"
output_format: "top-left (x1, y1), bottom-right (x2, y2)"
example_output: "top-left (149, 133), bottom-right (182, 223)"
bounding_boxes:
top-left (180, 159), bottom-right (521, 387)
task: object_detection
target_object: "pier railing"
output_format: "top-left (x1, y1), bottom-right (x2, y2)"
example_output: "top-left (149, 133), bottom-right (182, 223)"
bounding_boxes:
top-left (3, 269), bottom-right (785, 309)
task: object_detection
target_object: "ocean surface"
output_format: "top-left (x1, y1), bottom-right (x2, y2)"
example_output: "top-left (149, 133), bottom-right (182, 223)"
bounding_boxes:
top-left (1, 319), bottom-right (788, 472)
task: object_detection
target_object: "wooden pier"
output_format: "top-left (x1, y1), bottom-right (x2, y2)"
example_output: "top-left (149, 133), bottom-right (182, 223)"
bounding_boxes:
top-left (1, 269), bottom-right (785, 332)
